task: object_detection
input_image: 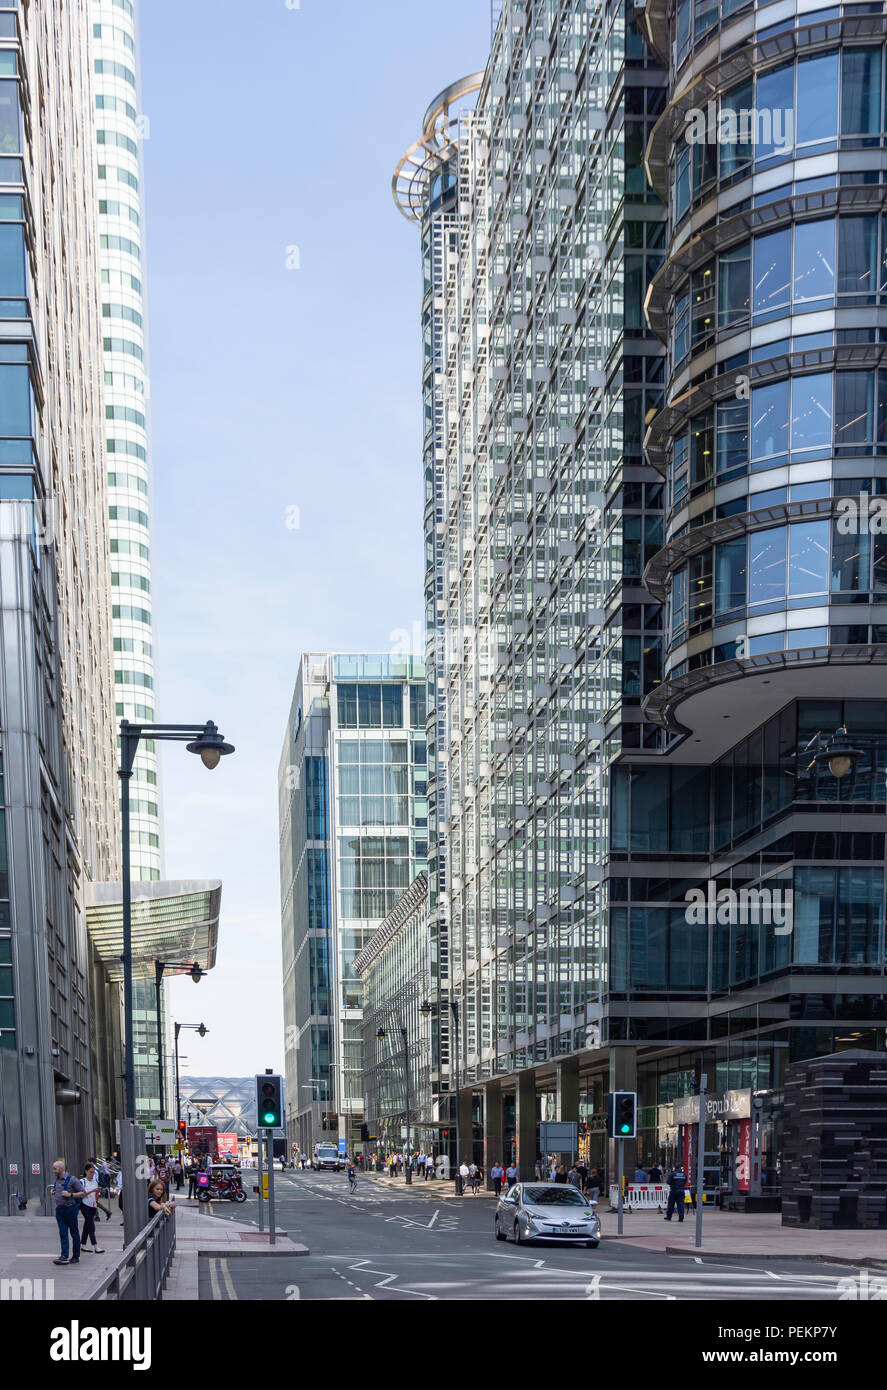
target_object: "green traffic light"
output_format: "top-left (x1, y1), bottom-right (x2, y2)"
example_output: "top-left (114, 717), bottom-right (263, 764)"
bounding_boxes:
top-left (263, 1111), bottom-right (276, 1124)
top-left (620, 1123), bottom-right (631, 1133)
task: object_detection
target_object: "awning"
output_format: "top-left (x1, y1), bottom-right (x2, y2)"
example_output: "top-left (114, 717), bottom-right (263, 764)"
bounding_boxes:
top-left (85, 879), bottom-right (221, 982)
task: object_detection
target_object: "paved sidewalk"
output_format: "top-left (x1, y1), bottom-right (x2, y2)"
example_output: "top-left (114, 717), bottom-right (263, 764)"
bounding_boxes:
top-left (597, 1203), bottom-right (887, 1264)
top-left (164, 1203), bottom-right (309, 1301)
top-left (0, 1205), bottom-right (126, 1299)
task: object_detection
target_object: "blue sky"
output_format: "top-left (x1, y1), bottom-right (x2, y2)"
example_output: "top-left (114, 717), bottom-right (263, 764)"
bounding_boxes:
top-left (141, 1), bottom-right (491, 1077)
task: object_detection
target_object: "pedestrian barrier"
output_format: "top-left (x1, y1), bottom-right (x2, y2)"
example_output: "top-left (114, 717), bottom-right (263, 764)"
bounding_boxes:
top-left (88, 1207), bottom-right (176, 1301)
top-left (608, 1184), bottom-right (668, 1209)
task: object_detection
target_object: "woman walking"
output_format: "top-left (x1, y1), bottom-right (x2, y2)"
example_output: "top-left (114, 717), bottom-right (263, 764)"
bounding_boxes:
top-left (80, 1161), bottom-right (105, 1254)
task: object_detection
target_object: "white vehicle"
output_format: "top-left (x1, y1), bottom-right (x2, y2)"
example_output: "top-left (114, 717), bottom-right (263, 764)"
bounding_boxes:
top-left (312, 1141), bottom-right (342, 1171)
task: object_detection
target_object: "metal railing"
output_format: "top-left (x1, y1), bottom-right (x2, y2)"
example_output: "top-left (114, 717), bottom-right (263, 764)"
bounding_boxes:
top-left (88, 1208), bottom-right (176, 1302)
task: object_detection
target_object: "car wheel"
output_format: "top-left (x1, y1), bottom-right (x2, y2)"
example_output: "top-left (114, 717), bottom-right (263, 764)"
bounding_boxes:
top-left (495, 1218), bottom-right (506, 1242)
top-left (514, 1220), bottom-right (522, 1245)
top-left (587, 1240), bottom-right (599, 1248)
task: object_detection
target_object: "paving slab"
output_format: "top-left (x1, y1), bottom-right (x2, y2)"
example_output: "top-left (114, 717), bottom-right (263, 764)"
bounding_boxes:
top-left (597, 1203), bottom-right (887, 1264)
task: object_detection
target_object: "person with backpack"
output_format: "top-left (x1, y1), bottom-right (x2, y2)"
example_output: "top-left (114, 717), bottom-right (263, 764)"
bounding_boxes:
top-left (665, 1164), bottom-right (688, 1222)
top-left (51, 1159), bottom-right (85, 1265)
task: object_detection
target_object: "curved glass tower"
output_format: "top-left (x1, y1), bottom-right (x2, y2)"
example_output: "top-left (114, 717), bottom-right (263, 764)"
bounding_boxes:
top-left (93, 0), bottom-right (159, 881)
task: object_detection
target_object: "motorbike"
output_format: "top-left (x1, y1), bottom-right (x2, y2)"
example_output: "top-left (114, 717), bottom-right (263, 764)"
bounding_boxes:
top-left (197, 1171), bottom-right (247, 1203)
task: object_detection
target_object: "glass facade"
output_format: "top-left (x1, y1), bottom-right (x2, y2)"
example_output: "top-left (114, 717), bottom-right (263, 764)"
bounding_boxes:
top-left (279, 654), bottom-right (427, 1154)
top-left (388, 0), bottom-right (887, 1199)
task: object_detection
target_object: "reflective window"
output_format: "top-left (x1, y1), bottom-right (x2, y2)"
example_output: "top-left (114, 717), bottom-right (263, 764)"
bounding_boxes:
top-left (796, 52), bottom-right (839, 147)
top-left (792, 220), bottom-right (835, 304)
top-left (787, 521), bottom-right (829, 597)
top-left (790, 374), bottom-right (832, 452)
top-left (755, 64), bottom-right (794, 162)
top-left (841, 47), bottom-right (881, 135)
top-left (751, 379), bottom-right (789, 464)
top-left (752, 228), bottom-right (790, 317)
top-left (749, 528), bottom-right (787, 605)
top-left (718, 242), bottom-right (750, 327)
top-left (837, 217), bottom-right (878, 299)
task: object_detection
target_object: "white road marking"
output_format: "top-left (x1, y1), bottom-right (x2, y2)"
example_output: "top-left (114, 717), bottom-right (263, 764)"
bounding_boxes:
top-left (347, 1258), bottom-right (437, 1300)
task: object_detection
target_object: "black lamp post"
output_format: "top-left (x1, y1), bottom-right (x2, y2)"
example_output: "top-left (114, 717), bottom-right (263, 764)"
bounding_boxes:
top-left (421, 997), bottom-right (462, 1195)
top-left (174, 1021), bottom-right (208, 1126)
top-left (377, 1024), bottom-right (412, 1183)
top-left (119, 719), bottom-right (233, 1121)
top-left (154, 961), bottom-right (205, 1119)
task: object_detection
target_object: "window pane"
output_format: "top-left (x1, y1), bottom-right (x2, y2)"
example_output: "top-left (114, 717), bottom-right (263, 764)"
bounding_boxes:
top-left (381, 685), bottom-right (402, 728)
top-left (841, 47), bottom-right (881, 134)
top-left (749, 527), bottom-right (787, 604)
top-left (718, 242), bottom-right (751, 326)
top-left (715, 536), bottom-right (747, 612)
top-left (0, 81), bottom-right (20, 154)
top-left (787, 521), bottom-right (829, 597)
top-left (720, 80), bottom-right (753, 177)
top-left (792, 219), bottom-right (835, 303)
top-left (837, 216), bottom-right (877, 297)
top-left (716, 400), bottom-right (749, 476)
top-left (0, 223), bottom-right (24, 299)
top-left (0, 363), bottom-right (29, 435)
top-left (755, 64), bottom-right (794, 161)
top-left (358, 685), bottom-right (382, 727)
top-left (831, 523), bottom-right (869, 591)
top-left (753, 228), bottom-right (790, 315)
top-left (790, 373), bottom-right (832, 451)
top-left (796, 52), bottom-right (839, 145)
top-left (834, 371), bottom-right (874, 445)
top-left (337, 684), bottom-right (357, 727)
top-left (751, 379), bottom-right (789, 461)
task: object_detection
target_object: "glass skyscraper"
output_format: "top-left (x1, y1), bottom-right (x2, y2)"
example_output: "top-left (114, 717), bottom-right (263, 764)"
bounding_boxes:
top-left (392, 0), bottom-right (887, 1197)
top-left (92, 1), bottom-right (167, 1124)
top-left (279, 654), bottom-right (428, 1155)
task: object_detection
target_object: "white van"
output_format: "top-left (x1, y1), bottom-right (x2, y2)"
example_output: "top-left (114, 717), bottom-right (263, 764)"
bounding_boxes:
top-left (312, 1141), bottom-right (342, 1171)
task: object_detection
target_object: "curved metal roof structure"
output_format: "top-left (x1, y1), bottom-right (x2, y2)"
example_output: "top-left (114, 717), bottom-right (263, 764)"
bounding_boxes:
top-left (85, 879), bottom-right (221, 982)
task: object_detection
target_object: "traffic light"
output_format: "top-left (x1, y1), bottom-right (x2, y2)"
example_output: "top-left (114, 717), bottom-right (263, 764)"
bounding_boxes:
top-left (608, 1090), bottom-right (637, 1139)
top-left (177, 1121), bottom-right (186, 1140)
top-left (255, 1073), bottom-right (283, 1130)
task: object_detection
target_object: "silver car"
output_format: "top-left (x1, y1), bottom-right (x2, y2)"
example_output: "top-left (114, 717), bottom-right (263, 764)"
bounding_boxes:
top-left (495, 1182), bottom-right (601, 1247)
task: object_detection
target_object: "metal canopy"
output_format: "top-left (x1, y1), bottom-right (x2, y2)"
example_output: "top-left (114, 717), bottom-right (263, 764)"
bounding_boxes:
top-left (85, 879), bottom-right (221, 982)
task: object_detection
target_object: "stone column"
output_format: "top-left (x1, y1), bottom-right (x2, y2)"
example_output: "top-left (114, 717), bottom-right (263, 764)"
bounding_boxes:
top-left (556, 1057), bottom-right (581, 1165)
top-left (457, 1089), bottom-right (473, 1168)
top-left (608, 1046), bottom-right (638, 1185)
top-left (515, 1069), bottom-right (537, 1181)
top-left (483, 1080), bottom-right (503, 1187)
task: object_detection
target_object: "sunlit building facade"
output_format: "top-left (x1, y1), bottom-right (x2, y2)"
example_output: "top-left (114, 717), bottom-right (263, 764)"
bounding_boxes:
top-left (280, 654), bottom-right (428, 1154)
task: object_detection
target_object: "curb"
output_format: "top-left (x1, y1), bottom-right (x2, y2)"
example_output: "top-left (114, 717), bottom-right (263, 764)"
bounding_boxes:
top-left (195, 1245), bottom-right (310, 1259)
top-left (661, 1245), bottom-right (887, 1264)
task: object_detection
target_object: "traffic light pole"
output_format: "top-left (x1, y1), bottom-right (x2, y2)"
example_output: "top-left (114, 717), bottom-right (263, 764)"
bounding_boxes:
top-left (695, 1073), bottom-right (707, 1250)
top-left (266, 1129), bottom-right (276, 1246)
top-left (257, 1138), bottom-right (265, 1233)
top-left (617, 1138), bottom-right (625, 1237)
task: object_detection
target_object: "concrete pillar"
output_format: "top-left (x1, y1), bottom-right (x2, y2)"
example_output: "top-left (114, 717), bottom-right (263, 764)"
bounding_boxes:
top-left (515, 1069), bottom-right (537, 1181)
top-left (457, 1089), bottom-right (473, 1168)
top-left (556, 1057), bottom-right (581, 1166)
top-left (483, 1081), bottom-right (503, 1187)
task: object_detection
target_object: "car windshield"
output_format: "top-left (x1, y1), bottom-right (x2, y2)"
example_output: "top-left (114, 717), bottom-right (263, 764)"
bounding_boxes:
top-left (522, 1186), bottom-right (587, 1206)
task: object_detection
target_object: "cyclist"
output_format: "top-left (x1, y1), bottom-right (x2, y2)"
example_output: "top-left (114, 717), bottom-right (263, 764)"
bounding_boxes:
top-left (346, 1158), bottom-right (357, 1195)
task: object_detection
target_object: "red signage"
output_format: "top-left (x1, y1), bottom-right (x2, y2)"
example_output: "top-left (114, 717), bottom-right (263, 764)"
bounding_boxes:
top-left (187, 1125), bottom-right (218, 1157)
top-left (736, 1118), bottom-right (751, 1192)
top-left (217, 1133), bottom-right (238, 1156)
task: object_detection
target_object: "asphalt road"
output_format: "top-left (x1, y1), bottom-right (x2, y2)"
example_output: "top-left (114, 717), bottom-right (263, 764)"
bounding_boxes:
top-left (196, 1170), bottom-right (853, 1302)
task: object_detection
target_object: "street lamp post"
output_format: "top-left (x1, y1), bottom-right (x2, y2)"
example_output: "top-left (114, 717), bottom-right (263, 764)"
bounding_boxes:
top-left (174, 1021), bottom-right (208, 1126)
top-left (119, 719), bottom-right (233, 1120)
top-left (155, 960), bottom-right (206, 1120)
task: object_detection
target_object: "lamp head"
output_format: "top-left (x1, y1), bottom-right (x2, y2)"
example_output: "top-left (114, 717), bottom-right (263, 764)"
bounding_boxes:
top-left (186, 721), bottom-right (234, 770)
top-left (197, 1023), bottom-right (208, 1038)
top-left (190, 962), bottom-right (204, 983)
top-left (376, 1027), bottom-right (386, 1041)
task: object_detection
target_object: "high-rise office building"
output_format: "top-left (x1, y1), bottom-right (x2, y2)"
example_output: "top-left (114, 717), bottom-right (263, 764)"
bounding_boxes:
top-left (394, 0), bottom-right (886, 1201)
top-left (279, 654), bottom-right (428, 1155)
top-left (0, 0), bottom-right (123, 1210)
top-left (92, 0), bottom-right (166, 1125)
top-left (394, 0), bottom-right (668, 1173)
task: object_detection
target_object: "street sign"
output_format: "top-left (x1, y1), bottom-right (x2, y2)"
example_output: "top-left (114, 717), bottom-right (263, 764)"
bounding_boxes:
top-left (337, 1138), bottom-right (347, 1154)
top-left (540, 1121), bottom-right (578, 1156)
top-left (144, 1119), bottom-right (177, 1147)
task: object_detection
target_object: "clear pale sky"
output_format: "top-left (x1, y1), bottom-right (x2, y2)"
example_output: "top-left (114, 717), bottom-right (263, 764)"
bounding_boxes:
top-left (141, 1), bottom-right (491, 1078)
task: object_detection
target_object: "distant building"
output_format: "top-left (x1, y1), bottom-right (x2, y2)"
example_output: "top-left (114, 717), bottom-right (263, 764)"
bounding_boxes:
top-left (177, 1077), bottom-right (261, 1140)
top-left (279, 653), bottom-right (427, 1155)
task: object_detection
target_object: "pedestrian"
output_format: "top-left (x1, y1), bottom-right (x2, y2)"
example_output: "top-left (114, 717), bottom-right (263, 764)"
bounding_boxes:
top-left (468, 1161), bottom-right (481, 1194)
top-left (634, 1164), bottom-right (648, 1183)
top-left (648, 1163), bottom-right (662, 1183)
top-left (576, 1161), bottom-right (588, 1193)
top-left (665, 1164), bottom-right (688, 1223)
top-left (300, 1152), bottom-right (307, 1171)
top-left (490, 1161), bottom-right (504, 1196)
top-left (172, 1158), bottom-right (183, 1191)
top-left (459, 1159), bottom-right (469, 1190)
top-left (555, 1163), bottom-right (568, 1183)
top-left (534, 1157), bottom-right (544, 1180)
top-left (505, 1161), bottom-right (518, 1188)
top-left (187, 1160), bottom-right (199, 1201)
top-left (79, 1161), bottom-right (105, 1255)
top-left (115, 1167), bottom-right (124, 1224)
top-left (51, 1159), bottom-right (85, 1265)
top-left (568, 1165), bottom-right (582, 1190)
top-left (425, 1152), bottom-right (434, 1181)
top-left (147, 1178), bottom-right (176, 1223)
top-left (587, 1167), bottom-right (602, 1202)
